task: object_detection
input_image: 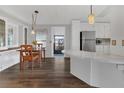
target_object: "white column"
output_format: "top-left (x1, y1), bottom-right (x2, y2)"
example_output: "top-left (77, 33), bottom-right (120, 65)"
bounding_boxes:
top-left (71, 20), bottom-right (80, 50)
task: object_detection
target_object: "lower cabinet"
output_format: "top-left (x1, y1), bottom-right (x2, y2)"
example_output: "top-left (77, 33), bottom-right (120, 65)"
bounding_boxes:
top-left (96, 45), bottom-right (110, 54)
top-left (0, 50), bottom-right (19, 71)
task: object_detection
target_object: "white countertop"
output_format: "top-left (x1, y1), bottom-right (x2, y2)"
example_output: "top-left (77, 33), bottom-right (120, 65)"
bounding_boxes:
top-left (64, 50), bottom-right (124, 64)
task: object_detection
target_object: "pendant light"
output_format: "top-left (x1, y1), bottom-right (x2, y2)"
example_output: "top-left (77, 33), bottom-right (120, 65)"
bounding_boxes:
top-left (31, 10), bottom-right (39, 35)
top-left (88, 5), bottom-right (95, 24)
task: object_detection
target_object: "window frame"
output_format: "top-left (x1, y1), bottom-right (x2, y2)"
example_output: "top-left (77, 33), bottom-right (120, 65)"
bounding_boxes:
top-left (7, 23), bottom-right (19, 48)
top-left (0, 16), bottom-right (8, 50)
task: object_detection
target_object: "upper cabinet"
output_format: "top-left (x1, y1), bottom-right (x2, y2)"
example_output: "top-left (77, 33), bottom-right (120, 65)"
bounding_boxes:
top-left (80, 22), bottom-right (111, 38)
top-left (104, 23), bottom-right (111, 38)
top-left (72, 20), bottom-right (111, 52)
top-left (95, 23), bottom-right (104, 38)
top-left (80, 23), bottom-right (95, 31)
top-left (95, 23), bottom-right (111, 38)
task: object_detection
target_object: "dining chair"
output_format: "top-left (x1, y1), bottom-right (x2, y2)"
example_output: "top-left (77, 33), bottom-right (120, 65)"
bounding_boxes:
top-left (20, 45), bottom-right (40, 70)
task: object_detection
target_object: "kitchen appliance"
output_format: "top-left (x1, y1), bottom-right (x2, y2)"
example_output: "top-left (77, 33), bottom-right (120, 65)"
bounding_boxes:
top-left (80, 31), bottom-right (96, 52)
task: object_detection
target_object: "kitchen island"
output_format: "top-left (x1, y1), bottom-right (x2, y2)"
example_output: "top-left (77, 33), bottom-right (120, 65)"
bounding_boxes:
top-left (65, 50), bottom-right (124, 88)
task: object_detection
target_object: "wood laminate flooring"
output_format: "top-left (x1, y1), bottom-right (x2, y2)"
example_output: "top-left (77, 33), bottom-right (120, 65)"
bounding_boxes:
top-left (0, 57), bottom-right (94, 88)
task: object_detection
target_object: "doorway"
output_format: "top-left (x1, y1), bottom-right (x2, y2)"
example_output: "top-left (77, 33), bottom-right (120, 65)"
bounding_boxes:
top-left (51, 26), bottom-right (65, 59)
top-left (54, 35), bottom-right (64, 56)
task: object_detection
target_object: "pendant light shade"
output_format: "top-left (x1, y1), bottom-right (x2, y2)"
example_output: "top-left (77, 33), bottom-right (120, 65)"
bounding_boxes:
top-left (88, 5), bottom-right (95, 24)
top-left (88, 14), bottom-right (95, 24)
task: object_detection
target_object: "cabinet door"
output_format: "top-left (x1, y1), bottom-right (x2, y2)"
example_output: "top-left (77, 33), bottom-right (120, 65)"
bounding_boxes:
top-left (104, 23), bottom-right (111, 38)
top-left (80, 23), bottom-right (95, 31)
top-left (96, 45), bottom-right (104, 53)
top-left (95, 23), bottom-right (100, 38)
top-left (0, 50), bottom-right (19, 71)
top-left (103, 45), bottom-right (110, 54)
top-left (95, 23), bottom-right (105, 38)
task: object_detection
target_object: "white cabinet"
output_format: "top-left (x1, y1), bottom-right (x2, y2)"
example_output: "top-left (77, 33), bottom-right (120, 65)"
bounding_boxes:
top-left (72, 20), bottom-right (111, 53)
top-left (96, 45), bottom-right (104, 53)
top-left (95, 23), bottom-right (111, 38)
top-left (95, 23), bottom-right (105, 38)
top-left (96, 45), bottom-right (110, 54)
top-left (104, 23), bottom-right (111, 38)
top-left (95, 23), bottom-right (111, 54)
top-left (71, 20), bottom-right (81, 50)
top-left (80, 23), bottom-right (95, 31)
top-left (0, 50), bottom-right (19, 71)
top-left (80, 23), bottom-right (111, 38)
top-left (103, 45), bottom-right (110, 54)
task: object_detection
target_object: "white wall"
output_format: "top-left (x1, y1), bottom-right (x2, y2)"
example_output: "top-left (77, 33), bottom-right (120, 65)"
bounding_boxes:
top-left (34, 25), bottom-right (71, 57)
top-left (108, 6), bottom-right (124, 56)
top-left (18, 25), bottom-right (25, 45)
top-left (0, 9), bottom-right (28, 71)
top-left (0, 9), bottom-right (28, 49)
top-left (34, 25), bottom-right (52, 57)
top-left (65, 25), bottom-right (71, 56)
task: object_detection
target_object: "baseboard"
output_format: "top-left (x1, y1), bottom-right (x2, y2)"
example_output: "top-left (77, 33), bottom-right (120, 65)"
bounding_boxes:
top-left (45, 57), bottom-right (70, 60)
top-left (45, 57), bottom-right (55, 59)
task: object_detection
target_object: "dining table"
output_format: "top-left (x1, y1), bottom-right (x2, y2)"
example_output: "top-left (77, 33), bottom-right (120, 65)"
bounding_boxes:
top-left (17, 47), bottom-right (46, 63)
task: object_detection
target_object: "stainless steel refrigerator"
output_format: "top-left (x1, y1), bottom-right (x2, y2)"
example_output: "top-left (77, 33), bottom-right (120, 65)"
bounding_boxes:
top-left (80, 31), bottom-right (96, 52)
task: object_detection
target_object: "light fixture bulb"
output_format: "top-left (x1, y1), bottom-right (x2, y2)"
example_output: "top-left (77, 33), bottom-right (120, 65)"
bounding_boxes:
top-left (31, 30), bottom-right (35, 35)
top-left (88, 14), bottom-right (95, 24)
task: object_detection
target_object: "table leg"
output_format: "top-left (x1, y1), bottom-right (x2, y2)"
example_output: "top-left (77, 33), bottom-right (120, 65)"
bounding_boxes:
top-left (20, 51), bottom-right (24, 71)
top-left (20, 51), bottom-right (22, 71)
top-left (44, 50), bottom-right (45, 61)
top-left (39, 50), bottom-right (41, 62)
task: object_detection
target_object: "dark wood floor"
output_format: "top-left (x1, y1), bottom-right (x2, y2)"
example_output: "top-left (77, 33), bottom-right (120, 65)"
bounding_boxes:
top-left (0, 57), bottom-right (93, 88)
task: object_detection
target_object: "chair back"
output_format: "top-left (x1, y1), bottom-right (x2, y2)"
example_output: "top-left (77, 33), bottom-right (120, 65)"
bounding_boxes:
top-left (37, 43), bottom-right (43, 50)
top-left (20, 45), bottom-right (33, 62)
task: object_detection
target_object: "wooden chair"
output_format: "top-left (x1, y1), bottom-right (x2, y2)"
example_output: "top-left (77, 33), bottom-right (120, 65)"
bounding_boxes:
top-left (37, 43), bottom-right (43, 49)
top-left (20, 45), bottom-right (40, 70)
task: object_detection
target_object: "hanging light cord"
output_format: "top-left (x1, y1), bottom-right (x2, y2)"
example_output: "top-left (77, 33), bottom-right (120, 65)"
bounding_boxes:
top-left (32, 10), bottom-right (39, 31)
top-left (90, 5), bottom-right (92, 14)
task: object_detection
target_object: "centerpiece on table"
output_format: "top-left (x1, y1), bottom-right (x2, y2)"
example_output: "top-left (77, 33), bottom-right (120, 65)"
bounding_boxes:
top-left (32, 40), bottom-right (37, 49)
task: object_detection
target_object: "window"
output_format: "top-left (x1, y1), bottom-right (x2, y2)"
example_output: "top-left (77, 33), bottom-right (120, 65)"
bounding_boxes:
top-left (8, 24), bottom-right (18, 48)
top-left (36, 31), bottom-right (47, 47)
top-left (0, 19), bottom-right (5, 47)
top-left (8, 26), bottom-right (14, 47)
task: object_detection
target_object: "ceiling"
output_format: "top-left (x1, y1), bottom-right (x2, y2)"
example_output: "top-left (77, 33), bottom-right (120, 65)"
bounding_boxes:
top-left (0, 5), bottom-right (110, 25)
